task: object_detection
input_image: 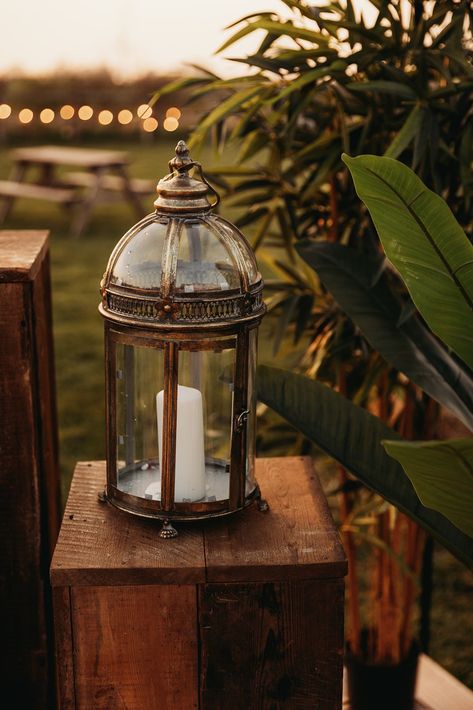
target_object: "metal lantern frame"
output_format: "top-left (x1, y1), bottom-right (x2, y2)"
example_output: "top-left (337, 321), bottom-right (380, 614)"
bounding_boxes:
top-left (99, 142), bottom-right (267, 537)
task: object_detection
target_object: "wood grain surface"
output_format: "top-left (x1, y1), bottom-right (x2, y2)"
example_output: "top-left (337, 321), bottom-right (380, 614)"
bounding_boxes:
top-left (200, 578), bottom-right (345, 709)
top-left (51, 462), bottom-right (206, 586)
top-left (0, 229), bottom-right (49, 281)
top-left (51, 457), bottom-right (346, 587)
top-left (72, 585), bottom-right (198, 710)
top-left (52, 457), bottom-right (346, 709)
top-left (204, 457), bottom-right (347, 582)
top-left (52, 587), bottom-right (75, 710)
top-left (0, 230), bottom-right (60, 708)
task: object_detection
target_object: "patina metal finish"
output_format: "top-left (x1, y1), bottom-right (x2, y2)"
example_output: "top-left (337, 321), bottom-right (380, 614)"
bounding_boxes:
top-left (100, 141), bottom-right (267, 535)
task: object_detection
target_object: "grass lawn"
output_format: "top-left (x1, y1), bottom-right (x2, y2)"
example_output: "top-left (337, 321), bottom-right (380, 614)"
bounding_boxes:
top-left (0, 134), bottom-right (471, 688)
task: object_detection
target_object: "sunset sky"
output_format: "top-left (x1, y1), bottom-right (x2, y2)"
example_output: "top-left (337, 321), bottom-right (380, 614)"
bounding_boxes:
top-left (0, 1), bottom-right (378, 78)
top-left (0, 0), bottom-right (277, 78)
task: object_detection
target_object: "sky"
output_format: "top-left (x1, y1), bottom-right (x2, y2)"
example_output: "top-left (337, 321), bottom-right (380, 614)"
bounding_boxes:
top-left (0, 0), bottom-right (282, 78)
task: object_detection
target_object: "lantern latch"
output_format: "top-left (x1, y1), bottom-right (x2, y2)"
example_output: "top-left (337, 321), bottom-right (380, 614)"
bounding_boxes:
top-left (234, 409), bottom-right (250, 433)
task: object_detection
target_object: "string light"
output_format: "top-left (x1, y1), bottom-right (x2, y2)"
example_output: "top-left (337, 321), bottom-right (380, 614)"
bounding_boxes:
top-left (40, 108), bottom-right (55, 124)
top-left (98, 109), bottom-right (113, 126)
top-left (18, 108), bottom-right (33, 124)
top-left (0, 104), bottom-right (12, 119)
top-left (9, 103), bottom-right (181, 130)
top-left (137, 103), bottom-right (152, 119)
top-left (163, 116), bottom-right (179, 132)
top-left (143, 117), bottom-right (158, 132)
top-left (60, 105), bottom-right (74, 120)
top-left (118, 109), bottom-right (133, 125)
top-left (166, 107), bottom-right (181, 120)
top-left (78, 105), bottom-right (93, 120)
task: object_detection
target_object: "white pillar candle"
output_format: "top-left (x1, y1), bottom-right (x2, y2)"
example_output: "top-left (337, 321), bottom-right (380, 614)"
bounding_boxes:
top-left (156, 384), bottom-right (206, 502)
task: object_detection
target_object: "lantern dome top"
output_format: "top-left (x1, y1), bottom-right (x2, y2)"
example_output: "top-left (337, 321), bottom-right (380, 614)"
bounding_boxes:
top-left (100, 142), bottom-right (265, 329)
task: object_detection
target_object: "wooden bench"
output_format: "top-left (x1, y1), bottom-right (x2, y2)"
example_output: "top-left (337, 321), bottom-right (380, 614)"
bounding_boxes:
top-left (0, 145), bottom-right (147, 236)
top-left (0, 180), bottom-right (77, 204)
top-left (62, 171), bottom-right (155, 196)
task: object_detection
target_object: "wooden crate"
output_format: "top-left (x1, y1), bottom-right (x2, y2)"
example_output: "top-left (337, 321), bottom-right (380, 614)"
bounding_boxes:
top-left (51, 457), bottom-right (347, 709)
top-left (0, 231), bottom-right (61, 707)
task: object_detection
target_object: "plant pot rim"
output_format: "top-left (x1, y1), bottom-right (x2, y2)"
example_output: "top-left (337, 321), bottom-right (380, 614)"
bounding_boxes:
top-left (345, 635), bottom-right (420, 669)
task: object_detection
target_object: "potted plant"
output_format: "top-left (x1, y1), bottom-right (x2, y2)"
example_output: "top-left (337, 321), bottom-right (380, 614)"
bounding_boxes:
top-left (258, 155), bottom-right (473, 707)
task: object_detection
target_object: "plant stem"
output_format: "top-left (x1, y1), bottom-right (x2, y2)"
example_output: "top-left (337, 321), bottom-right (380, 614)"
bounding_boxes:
top-left (337, 367), bottom-right (361, 654)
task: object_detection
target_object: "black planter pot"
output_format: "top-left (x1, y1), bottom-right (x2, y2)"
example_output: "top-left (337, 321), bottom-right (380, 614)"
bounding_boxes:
top-left (345, 639), bottom-right (419, 710)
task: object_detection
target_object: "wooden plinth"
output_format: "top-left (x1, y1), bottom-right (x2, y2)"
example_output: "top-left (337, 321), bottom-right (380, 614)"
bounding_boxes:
top-left (0, 230), bottom-right (60, 709)
top-left (51, 457), bottom-right (347, 710)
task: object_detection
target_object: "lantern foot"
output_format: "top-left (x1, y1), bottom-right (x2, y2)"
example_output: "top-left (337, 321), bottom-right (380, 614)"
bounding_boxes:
top-left (256, 495), bottom-right (270, 513)
top-left (98, 490), bottom-right (107, 504)
top-left (159, 519), bottom-right (178, 539)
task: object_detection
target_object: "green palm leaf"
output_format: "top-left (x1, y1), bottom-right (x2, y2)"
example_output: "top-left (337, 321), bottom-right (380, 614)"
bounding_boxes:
top-left (383, 439), bottom-right (473, 537)
top-left (257, 365), bottom-right (473, 566)
top-left (342, 154), bottom-right (473, 371)
top-left (296, 241), bottom-right (473, 429)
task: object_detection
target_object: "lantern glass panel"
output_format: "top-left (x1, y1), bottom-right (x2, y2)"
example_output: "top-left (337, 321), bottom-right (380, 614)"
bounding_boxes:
top-left (214, 218), bottom-right (260, 285)
top-left (175, 222), bottom-right (241, 293)
top-left (110, 218), bottom-right (167, 289)
top-left (175, 341), bottom-right (236, 502)
top-left (115, 341), bottom-right (164, 499)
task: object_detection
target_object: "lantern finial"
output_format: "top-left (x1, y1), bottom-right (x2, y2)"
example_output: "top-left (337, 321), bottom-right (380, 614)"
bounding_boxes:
top-left (154, 138), bottom-right (221, 212)
top-left (169, 140), bottom-right (193, 174)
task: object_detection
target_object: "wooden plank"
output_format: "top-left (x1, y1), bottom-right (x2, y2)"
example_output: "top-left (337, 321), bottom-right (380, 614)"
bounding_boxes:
top-left (52, 587), bottom-right (76, 709)
top-left (0, 180), bottom-right (76, 202)
top-left (200, 578), bottom-right (345, 709)
top-left (72, 585), bottom-right (198, 710)
top-left (11, 145), bottom-right (129, 167)
top-left (32, 250), bottom-right (61, 556)
top-left (63, 171), bottom-right (154, 194)
top-left (0, 229), bottom-right (49, 281)
top-left (204, 457), bottom-right (347, 582)
top-left (0, 231), bottom-right (59, 707)
top-left (50, 462), bottom-right (206, 586)
top-left (416, 654), bottom-right (473, 709)
top-left (0, 281), bottom-right (46, 706)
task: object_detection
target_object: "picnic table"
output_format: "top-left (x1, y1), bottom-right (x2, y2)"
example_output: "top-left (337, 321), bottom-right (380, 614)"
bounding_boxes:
top-left (0, 145), bottom-right (155, 237)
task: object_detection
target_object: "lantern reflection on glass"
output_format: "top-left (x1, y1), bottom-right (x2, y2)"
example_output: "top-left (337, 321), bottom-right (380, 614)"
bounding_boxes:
top-left (99, 141), bottom-right (267, 537)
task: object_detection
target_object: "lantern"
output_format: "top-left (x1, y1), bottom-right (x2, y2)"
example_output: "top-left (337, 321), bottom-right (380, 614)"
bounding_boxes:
top-left (99, 141), bottom-right (267, 537)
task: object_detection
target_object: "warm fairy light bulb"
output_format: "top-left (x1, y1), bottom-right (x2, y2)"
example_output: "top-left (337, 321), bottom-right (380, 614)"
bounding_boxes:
top-left (137, 103), bottom-right (152, 119)
top-left (0, 104), bottom-right (12, 119)
top-left (165, 107), bottom-right (181, 120)
top-left (19, 108), bottom-right (33, 124)
top-left (118, 109), bottom-right (133, 125)
top-left (143, 117), bottom-right (158, 132)
top-left (78, 105), bottom-right (93, 120)
top-left (60, 105), bottom-right (74, 119)
top-left (98, 110), bottom-right (113, 126)
top-left (163, 116), bottom-right (179, 132)
top-left (40, 108), bottom-right (55, 124)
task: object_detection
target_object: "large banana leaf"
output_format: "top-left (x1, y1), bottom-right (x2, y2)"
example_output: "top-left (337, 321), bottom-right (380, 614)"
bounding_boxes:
top-left (342, 154), bottom-right (473, 372)
top-left (257, 364), bottom-right (473, 567)
top-left (296, 241), bottom-right (473, 430)
top-left (383, 438), bottom-right (473, 537)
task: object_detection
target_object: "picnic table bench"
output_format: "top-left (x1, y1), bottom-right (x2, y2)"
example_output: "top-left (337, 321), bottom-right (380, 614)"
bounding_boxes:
top-left (0, 145), bottom-right (155, 237)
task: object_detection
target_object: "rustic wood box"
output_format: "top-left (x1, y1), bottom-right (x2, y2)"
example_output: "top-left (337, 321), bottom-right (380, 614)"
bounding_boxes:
top-left (51, 457), bottom-right (346, 709)
top-left (0, 230), bottom-right (60, 708)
